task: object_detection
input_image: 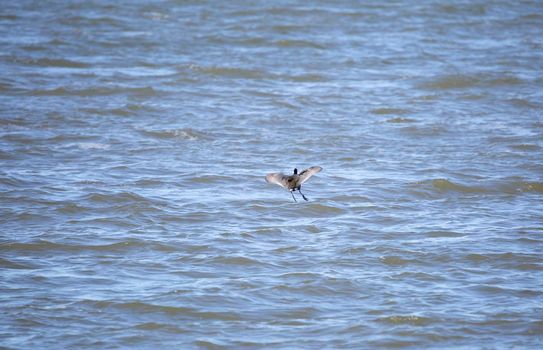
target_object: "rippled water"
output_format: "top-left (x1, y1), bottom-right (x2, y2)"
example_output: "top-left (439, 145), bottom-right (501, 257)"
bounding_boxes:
top-left (1, 1), bottom-right (543, 349)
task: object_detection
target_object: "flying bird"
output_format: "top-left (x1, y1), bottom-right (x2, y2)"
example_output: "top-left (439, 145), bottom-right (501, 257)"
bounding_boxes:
top-left (265, 166), bottom-right (322, 202)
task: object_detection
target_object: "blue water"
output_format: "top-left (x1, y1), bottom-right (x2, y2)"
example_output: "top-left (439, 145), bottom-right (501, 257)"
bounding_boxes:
top-left (1, 1), bottom-right (543, 349)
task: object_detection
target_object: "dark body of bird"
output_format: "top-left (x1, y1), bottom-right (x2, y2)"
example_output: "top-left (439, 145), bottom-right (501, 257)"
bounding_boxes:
top-left (265, 166), bottom-right (322, 202)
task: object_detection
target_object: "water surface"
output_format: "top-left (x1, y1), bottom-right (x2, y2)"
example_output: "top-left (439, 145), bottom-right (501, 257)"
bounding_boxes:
top-left (1, 0), bottom-right (543, 349)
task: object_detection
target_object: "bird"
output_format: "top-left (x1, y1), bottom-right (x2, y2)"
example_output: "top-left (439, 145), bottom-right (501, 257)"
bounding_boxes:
top-left (265, 166), bottom-right (322, 202)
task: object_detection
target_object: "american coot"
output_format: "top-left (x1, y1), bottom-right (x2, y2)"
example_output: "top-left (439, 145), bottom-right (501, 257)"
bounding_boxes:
top-left (265, 166), bottom-right (322, 202)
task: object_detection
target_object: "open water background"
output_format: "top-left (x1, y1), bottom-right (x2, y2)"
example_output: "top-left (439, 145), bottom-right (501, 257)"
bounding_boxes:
top-left (1, 1), bottom-right (543, 348)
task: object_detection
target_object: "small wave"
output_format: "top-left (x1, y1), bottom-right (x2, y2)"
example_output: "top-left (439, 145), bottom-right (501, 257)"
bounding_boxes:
top-left (275, 39), bottom-right (326, 49)
top-left (189, 64), bottom-right (267, 79)
top-left (341, 246), bottom-right (367, 255)
top-left (269, 306), bottom-right (320, 319)
top-left (426, 230), bottom-right (463, 238)
top-left (0, 81), bottom-right (13, 92)
top-left (126, 103), bottom-right (156, 112)
top-left (303, 203), bottom-right (345, 215)
top-left (430, 179), bottom-right (488, 193)
top-left (465, 252), bottom-right (540, 263)
top-left (390, 271), bottom-right (446, 282)
top-left (502, 181), bottom-right (543, 194)
top-left (288, 73), bottom-right (327, 82)
top-left (507, 98), bottom-right (540, 108)
top-left (175, 211), bottom-right (215, 223)
top-left (28, 87), bottom-right (71, 96)
top-left (400, 124), bottom-right (447, 137)
top-left (188, 174), bottom-right (230, 184)
top-left (0, 239), bottom-right (143, 253)
top-left (278, 272), bottom-right (322, 280)
top-left (212, 255), bottom-right (262, 266)
top-left (60, 14), bottom-right (122, 27)
top-left (28, 86), bottom-right (157, 97)
top-left (79, 107), bottom-right (132, 117)
top-left (142, 11), bottom-right (170, 21)
top-left (472, 285), bottom-right (542, 298)
top-left (0, 257), bottom-right (35, 269)
top-left (420, 74), bottom-right (477, 90)
top-left (409, 179), bottom-right (487, 196)
top-left (85, 191), bottom-right (149, 204)
top-left (134, 179), bottom-right (163, 187)
top-left (56, 203), bottom-right (89, 214)
top-left (420, 73), bottom-right (523, 90)
top-left (0, 150), bottom-right (15, 160)
top-left (81, 191), bottom-right (169, 215)
top-left (34, 58), bottom-right (90, 68)
top-left (8, 56), bottom-right (89, 68)
top-left (12, 212), bottom-right (51, 222)
top-left (509, 144), bottom-right (541, 151)
top-left (372, 108), bottom-right (410, 115)
top-left (413, 178), bottom-right (543, 196)
top-left (304, 225), bottom-right (321, 233)
top-left (133, 322), bottom-right (187, 334)
top-left (486, 76), bottom-right (522, 87)
top-left (48, 134), bottom-right (97, 143)
top-left (377, 315), bottom-right (434, 326)
top-left (386, 117), bottom-right (418, 123)
top-left (2, 132), bottom-right (45, 143)
top-left (464, 252), bottom-right (543, 273)
top-left (271, 24), bottom-right (306, 33)
top-left (0, 175), bottom-right (27, 187)
top-left (141, 128), bottom-right (209, 141)
top-left (0, 116), bottom-right (37, 127)
top-left (515, 264), bottom-right (543, 271)
top-left (0, 14), bottom-right (18, 20)
top-left (379, 255), bottom-right (415, 266)
top-left (194, 340), bottom-right (228, 349)
top-left (248, 225), bottom-right (283, 236)
top-left (94, 301), bottom-right (242, 321)
top-left (76, 142), bottom-right (110, 150)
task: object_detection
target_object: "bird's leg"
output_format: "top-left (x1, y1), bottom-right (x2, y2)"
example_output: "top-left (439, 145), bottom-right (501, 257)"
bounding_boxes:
top-left (298, 187), bottom-right (309, 201)
top-left (290, 190), bottom-right (297, 202)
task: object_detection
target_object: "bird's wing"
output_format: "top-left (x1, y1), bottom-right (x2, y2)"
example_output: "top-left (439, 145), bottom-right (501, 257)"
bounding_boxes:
top-left (298, 166), bottom-right (322, 184)
top-left (265, 173), bottom-right (289, 188)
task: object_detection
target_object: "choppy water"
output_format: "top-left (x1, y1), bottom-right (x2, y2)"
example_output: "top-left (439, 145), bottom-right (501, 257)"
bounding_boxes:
top-left (1, 1), bottom-right (543, 349)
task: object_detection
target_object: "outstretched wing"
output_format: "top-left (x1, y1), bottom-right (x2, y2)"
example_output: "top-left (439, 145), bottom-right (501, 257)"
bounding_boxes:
top-left (299, 166), bottom-right (322, 184)
top-left (265, 173), bottom-right (288, 188)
